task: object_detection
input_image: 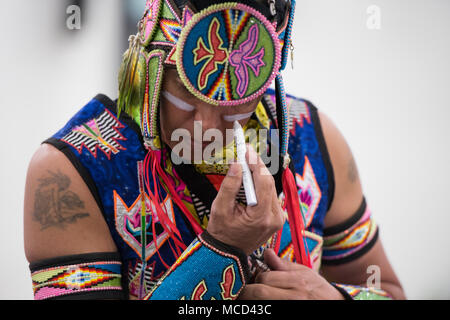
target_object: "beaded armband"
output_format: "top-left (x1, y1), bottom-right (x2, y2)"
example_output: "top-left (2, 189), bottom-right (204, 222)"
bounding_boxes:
top-left (332, 283), bottom-right (392, 300)
top-left (144, 231), bottom-right (251, 300)
top-left (322, 197), bottom-right (379, 265)
top-left (29, 252), bottom-right (124, 300)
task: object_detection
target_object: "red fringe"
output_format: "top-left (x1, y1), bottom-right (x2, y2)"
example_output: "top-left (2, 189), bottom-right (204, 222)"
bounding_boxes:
top-left (142, 150), bottom-right (204, 266)
top-left (282, 167), bottom-right (312, 268)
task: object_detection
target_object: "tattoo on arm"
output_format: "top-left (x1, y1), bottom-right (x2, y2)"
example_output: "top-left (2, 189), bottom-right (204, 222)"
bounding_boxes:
top-left (347, 156), bottom-right (358, 183)
top-left (33, 170), bottom-right (90, 230)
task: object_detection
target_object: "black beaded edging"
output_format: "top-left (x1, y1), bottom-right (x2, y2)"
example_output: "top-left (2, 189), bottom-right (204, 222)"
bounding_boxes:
top-left (201, 231), bottom-right (251, 283)
top-left (323, 197), bottom-right (367, 236)
top-left (29, 252), bottom-right (122, 272)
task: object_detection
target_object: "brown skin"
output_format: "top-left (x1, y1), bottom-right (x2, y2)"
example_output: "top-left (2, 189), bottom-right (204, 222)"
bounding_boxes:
top-left (239, 112), bottom-right (406, 300)
top-left (239, 249), bottom-right (344, 300)
top-left (319, 112), bottom-right (406, 299)
top-left (23, 69), bottom-right (405, 299)
top-left (207, 147), bottom-right (285, 256)
top-left (24, 144), bottom-right (117, 263)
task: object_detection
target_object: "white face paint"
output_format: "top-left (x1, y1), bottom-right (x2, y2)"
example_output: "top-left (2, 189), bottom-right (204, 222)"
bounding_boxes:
top-left (163, 90), bottom-right (254, 122)
top-left (222, 111), bottom-right (255, 122)
top-left (162, 91), bottom-right (195, 112)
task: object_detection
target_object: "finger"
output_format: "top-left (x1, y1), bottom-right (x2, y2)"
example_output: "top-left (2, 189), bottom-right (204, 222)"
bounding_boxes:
top-left (246, 144), bottom-right (270, 176)
top-left (264, 249), bottom-right (300, 272)
top-left (213, 162), bottom-right (242, 211)
top-left (271, 190), bottom-right (285, 221)
top-left (245, 145), bottom-right (275, 207)
top-left (238, 283), bottom-right (293, 300)
top-left (255, 270), bottom-right (296, 289)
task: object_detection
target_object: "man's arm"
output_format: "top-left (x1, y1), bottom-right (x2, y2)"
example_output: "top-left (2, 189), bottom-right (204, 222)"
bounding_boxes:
top-left (24, 144), bottom-right (121, 299)
top-left (239, 110), bottom-right (406, 300)
top-left (145, 150), bottom-right (285, 300)
top-left (25, 144), bottom-right (282, 300)
top-left (318, 111), bottom-right (406, 299)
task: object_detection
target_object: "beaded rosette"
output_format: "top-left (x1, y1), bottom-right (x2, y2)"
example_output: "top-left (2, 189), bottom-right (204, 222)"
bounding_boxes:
top-left (176, 3), bottom-right (281, 106)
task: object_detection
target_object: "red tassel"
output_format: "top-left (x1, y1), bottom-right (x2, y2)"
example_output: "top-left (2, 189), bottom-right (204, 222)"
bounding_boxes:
top-left (145, 150), bottom-right (203, 235)
top-left (142, 150), bottom-right (186, 268)
top-left (282, 166), bottom-right (312, 268)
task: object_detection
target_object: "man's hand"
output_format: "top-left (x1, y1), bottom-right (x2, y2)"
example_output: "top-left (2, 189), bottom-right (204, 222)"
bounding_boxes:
top-left (238, 249), bottom-right (345, 300)
top-left (206, 146), bottom-right (285, 255)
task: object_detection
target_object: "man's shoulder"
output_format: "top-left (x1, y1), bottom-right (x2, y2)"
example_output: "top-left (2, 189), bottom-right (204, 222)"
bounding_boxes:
top-left (52, 94), bottom-right (118, 138)
top-left (42, 93), bottom-right (145, 169)
top-left (263, 88), bottom-right (320, 126)
top-left (264, 88), bottom-right (317, 107)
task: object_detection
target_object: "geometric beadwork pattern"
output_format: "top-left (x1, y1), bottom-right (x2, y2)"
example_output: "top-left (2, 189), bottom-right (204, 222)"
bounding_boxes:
top-left (61, 109), bottom-right (126, 159)
top-left (190, 192), bottom-right (210, 228)
top-left (147, 0), bottom-right (192, 65)
top-left (295, 156), bottom-right (322, 228)
top-left (144, 234), bottom-right (246, 300)
top-left (31, 261), bottom-right (122, 300)
top-left (322, 206), bottom-right (378, 262)
top-left (288, 98), bottom-right (311, 135)
top-left (267, 93), bottom-right (311, 135)
top-left (278, 155), bottom-right (322, 229)
top-left (127, 260), bottom-right (164, 299)
top-left (114, 191), bottom-right (176, 261)
top-left (278, 226), bottom-right (323, 272)
top-left (190, 185), bottom-right (247, 229)
top-left (141, 0), bottom-right (163, 46)
top-left (304, 230), bottom-right (323, 271)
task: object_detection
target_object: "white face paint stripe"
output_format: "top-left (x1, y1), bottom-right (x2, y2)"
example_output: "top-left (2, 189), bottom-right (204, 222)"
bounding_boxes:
top-left (162, 91), bottom-right (195, 112)
top-left (223, 111), bottom-right (255, 122)
top-left (163, 90), bottom-right (254, 122)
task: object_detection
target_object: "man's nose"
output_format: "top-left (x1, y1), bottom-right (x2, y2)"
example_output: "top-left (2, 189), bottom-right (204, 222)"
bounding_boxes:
top-left (193, 104), bottom-right (222, 131)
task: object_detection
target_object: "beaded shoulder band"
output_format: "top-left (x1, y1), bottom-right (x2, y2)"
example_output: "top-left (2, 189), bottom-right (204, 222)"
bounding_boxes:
top-left (322, 197), bottom-right (379, 265)
top-left (29, 252), bottom-right (124, 300)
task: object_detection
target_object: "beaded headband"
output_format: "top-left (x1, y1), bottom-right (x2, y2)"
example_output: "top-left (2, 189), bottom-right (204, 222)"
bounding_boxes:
top-left (118, 0), bottom-right (295, 154)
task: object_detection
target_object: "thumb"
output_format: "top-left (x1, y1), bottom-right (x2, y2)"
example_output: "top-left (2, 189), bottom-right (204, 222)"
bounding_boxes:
top-left (214, 162), bottom-right (243, 210)
top-left (263, 249), bottom-right (297, 271)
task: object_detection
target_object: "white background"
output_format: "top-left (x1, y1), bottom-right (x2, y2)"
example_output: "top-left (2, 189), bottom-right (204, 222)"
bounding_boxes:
top-left (0, 0), bottom-right (448, 299)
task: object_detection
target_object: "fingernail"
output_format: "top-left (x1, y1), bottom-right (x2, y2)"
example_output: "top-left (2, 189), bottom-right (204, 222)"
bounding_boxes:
top-left (227, 162), bottom-right (240, 176)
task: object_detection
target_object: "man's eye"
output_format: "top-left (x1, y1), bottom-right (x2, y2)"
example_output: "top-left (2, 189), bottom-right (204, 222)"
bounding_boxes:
top-left (163, 91), bottom-right (195, 112)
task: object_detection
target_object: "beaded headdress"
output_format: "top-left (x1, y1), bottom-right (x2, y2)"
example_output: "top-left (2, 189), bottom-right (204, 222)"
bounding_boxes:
top-left (118, 0), bottom-right (311, 268)
top-left (118, 0), bottom-right (295, 152)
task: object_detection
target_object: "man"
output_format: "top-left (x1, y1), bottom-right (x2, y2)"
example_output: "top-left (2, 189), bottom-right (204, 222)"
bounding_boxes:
top-left (24, 0), bottom-right (405, 300)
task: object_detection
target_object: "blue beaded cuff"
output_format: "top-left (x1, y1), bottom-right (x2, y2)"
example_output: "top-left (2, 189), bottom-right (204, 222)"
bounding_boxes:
top-left (144, 231), bottom-right (250, 300)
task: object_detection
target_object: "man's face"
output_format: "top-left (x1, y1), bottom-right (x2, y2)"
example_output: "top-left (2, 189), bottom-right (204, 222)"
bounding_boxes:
top-left (159, 67), bottom-right (261, 160)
